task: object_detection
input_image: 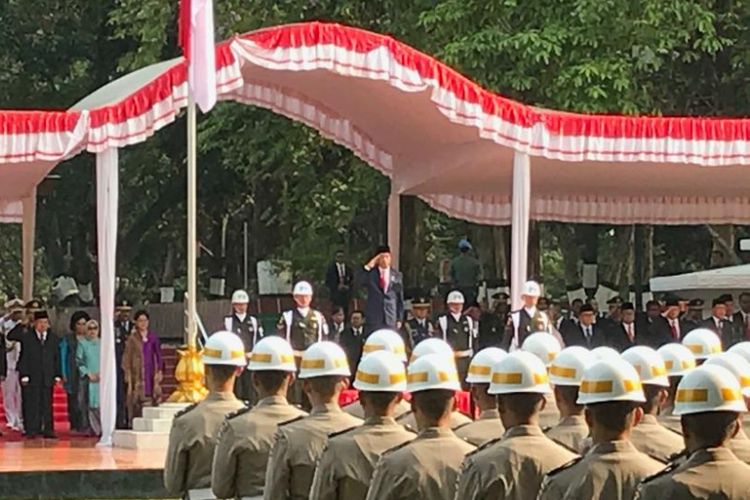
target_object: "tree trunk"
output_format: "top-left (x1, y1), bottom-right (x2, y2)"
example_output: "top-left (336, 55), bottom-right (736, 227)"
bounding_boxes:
top-left (707, 224), bottom-right (740, 267)
top-left (644, 225), bottom-right (654, 282)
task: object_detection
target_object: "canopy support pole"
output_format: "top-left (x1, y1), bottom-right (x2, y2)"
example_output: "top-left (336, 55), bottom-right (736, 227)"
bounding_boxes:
top-left (186, 94), bottom-right (198, 347)
top-left (510, 152), bottom-right (531, 311)
top-left (95, 148), bottom-right (119, 447)
top-left (21, 190), bottom-right (36, 301)
top-left (387, 181), bottom-right (401, 269)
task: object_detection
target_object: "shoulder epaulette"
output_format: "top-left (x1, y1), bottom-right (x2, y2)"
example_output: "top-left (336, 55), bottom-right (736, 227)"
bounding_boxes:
top-left (645, 452), bottom-right (669, 465)
top-left (328, 425), bottom-right (359, 439)
top-left (226, 404), bottom-right (252, 421)
top-left (663, 424), bottom-right (684, 436)
top-left (465, 436), bottom-right (503, 458)
top-left (403, 425), bottom-right (418, 435)
top-left (453, 421), bottom-right (473, 432)
top-left (546, 456), bottom-right (584, 477)
top-left (395, 411), bottom-right (412, 422)
top-left (174, 402), bottom-right (199, 419)
top-left (278, 415), bottom-right (305, 428)
top-left (640, 462), bottom-right (678, 484)
top-left (542, 425), bottom-right (552, 433)
top-left (666, 449), bottom-right (688, 463)
top-left (549, 437), bottom-right (580, 455)
top-left (381, 438), bottom-right (413, 456)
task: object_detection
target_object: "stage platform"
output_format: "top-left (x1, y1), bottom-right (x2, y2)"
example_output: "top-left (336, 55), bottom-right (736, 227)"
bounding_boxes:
top-left (0, 438), bottom-right (171, 499)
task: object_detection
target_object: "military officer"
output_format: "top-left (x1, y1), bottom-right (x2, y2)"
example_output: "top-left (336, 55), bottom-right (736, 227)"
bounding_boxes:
top-left (365, 353), bottom-right (476, 500)
top-left (622, 346), bottom-right (685, 462)
top-left (402, 296), bottom-right (434, 353)
top-left (657, 343), bottom-right (697, 433)
top-left (113, 299), bottom-right (132, 429)
top-left (343, 329), bottom-right (411, 420)
top-left (224, 289), bottom-right (263, 403)
top-left (163, 331), bottom-right (246, 499)
top-left (636, 365), bottom-right (750, 499)
top-left (684, 298), bottom-right (705, 330)
top-left (502, 280), bottom-right (552, 351)
top-left (436, 290), bottom-right (477, 386)
top-left (454, 348), bottom-right (507, 446)
top-left (310, 351), bottom-right (415, 500)
top-left (455, 351), bottom-right (578, 500)
top-left (211, 336), bottom-right (306, 500)
top-left (538, 358), bottom-right (663, 500)
top-left (277, 281), bottom-right (328, 406)
top-left (264, 342), bottom-right (362, 500)
top-left (545, 346), bottom-right (594, 453)
top-left (521, 332), bottom-right (563, 429)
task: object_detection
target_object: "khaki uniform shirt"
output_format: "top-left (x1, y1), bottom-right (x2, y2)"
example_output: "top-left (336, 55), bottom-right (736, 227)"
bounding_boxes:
top-left (545, 415), bottom-right (589, 454)
top-left (636, 447), bottom-right (750, 500)
top-left (163, 392), bottom-right (245, 497)
top-left (365, 427), bottom-right (475, 500)
top-left (729, 428), bottom-right (750, 464)
top-left (539, 393), bottom-right (560, 429)
top-left (343, 399), bottom-right (411, 420)
top-left (456, 424), bottom-right (577, 500)
top-left (538, 440), bottom-right (664, 500)
top-left (397, 410), bottom-right (472, 431)
top-left (211, 395), bottom-right (307, 499)
top-left (630, 414), bottom-right (685, 463)
top-left (454, 409), bottom-right (505, 447)
top-left (264, 403), bottom-right (363, 500)
top-left (309, 415), bottom-right (416, 500)
top-left (658, 414), bottom-right (683, 435)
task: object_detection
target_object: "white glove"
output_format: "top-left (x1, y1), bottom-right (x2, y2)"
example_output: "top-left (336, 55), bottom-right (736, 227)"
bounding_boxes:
top-left (21, 376), bottom-right (29, 384)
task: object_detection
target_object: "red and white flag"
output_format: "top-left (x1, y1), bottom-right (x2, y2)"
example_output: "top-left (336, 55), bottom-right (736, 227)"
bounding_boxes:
top-left (178, 0), bottom-right (217, 112)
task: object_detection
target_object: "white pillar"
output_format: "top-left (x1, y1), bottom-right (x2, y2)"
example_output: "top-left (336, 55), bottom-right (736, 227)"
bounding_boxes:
top-left (510, 152), bottom-right (531, 310)
top-left (186, 95), bottom-right (198, 346)
top-left (387, 181), bottom-right (400, 269)
top-left (21, 190), bottom-right (37, 301)
top-left (96, 148), bottom-right (119, 446)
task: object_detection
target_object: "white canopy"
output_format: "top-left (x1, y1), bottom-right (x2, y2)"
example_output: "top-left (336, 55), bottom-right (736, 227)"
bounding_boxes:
top-left (650, 264), bottom-right (750, 293)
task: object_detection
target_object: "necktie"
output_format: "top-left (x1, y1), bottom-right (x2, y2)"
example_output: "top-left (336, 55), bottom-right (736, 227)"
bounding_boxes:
top-left (745, 315), bottom-right (750, 340)
top-left (627, 324), bottom-right (634, 342)
top-left (670, 320), bottom-right (679, 340)
top-left (379, 271), bottom-right (387, 291)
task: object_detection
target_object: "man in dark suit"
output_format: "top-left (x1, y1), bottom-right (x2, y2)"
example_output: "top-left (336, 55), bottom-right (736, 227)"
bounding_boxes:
top-left (8, 309), bottom-right (62, 439)
top-left (611, 302), bottom-right (655, 349)
top-left (700, 297), bottom-right (738, 348)
top-left (562, 304), bottom-right (616, 350)
top-left (734, 292), bottom-right (750, 343)
top-left (339, 310), bottom-right (366, 374)
top-left (113, 300), bottom-right (132, 429)
top-left (325, 250), bottom-right (353, 316)
top-left (648, 297), bottom-right (689, 347)
top-left (356, 245), bottom-right (404, 333)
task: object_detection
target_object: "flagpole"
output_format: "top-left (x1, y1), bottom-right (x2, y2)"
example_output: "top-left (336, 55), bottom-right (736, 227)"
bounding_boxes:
top-left (186, 90), bottom-right (198, 348)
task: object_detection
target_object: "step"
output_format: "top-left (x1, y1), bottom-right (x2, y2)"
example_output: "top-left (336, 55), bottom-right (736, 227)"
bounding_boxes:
top-left (142, 404), bottom-right (191, 420)
top-left (132, 417), bottom-right (174, 433)
top-left (113, 430), bottom-right (170, 450)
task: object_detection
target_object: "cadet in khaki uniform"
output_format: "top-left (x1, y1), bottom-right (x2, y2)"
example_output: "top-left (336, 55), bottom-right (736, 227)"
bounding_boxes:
top-left (211, 336), bottom-right (306, 500)
top-left (622, 346), bottom-right (685, 462)
top-left (538, 358), bottom-right (664, 500)
top-left (545, 346), bottom-right (594, 453)
top-left (310, 350), bottom-right (415, 500)
top-left (163, 331), bottom-right (246, 499)
top-left (365, 353), bottom-right (476, 500)
top-left (657, 343), bottom-right (697, 434)
top-left (521, 332), bottom-right (563, 429)
top-left (456, 351), bottom-right (578, 500)
top-left (264, 341), bottom-right (362, 500)
top-left (343, 329), bottom-right (411, 420)
top-left (636, 365), bottom-right (750, 499)
top-left (728, 342), bottom-right (750, 436)
top-left (454, 348), bottom-right (507, 446)
top-left (395, 338), bottom-right (472, 430)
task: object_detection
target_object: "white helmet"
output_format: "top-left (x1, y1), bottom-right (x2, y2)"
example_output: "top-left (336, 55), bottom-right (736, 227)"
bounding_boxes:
top-left (410, 338), bottom-right (455, 363)
top-left (704, 352), bottom-right (750, 397)
top-left (577, 358), bottom-right (645, 405)
top-left (248, 336), bottom-right (296, 372)
top-left (658, 343), bottom-right (697, 377)
top-left (521, 332), bottom-right (562, 367)
top-left (231, 289), bottom-right (250, 304)
top-left (591, 346), bottom-right (621, 362)
top-left (621, 346), bottom-right (669, 387)
top-left (447, 290), bottom-right (465, 304)
top-left (522, 280), bottom-right (542, 298)
top-left (466, 348), bottom-right (507, 384)
top-left (203, 331), bottom-right (247, 366)
top-left (363, 329), bottom-right (407, 362)
top-left (407, 353), bottom-right (461, 393)
top-left (728, 342), bottom-right (750, 364)
top-left (298, 341), bottom-right (350, 379)
top-left (549, 346), bottom-right (594, 386)
top-left (673, 365), bottom-right (746, 416)
top-left (353, 351), bottom-right (407, 393)
top-left (488, 351), bottom-right (551, 395)
top-left (682, 328), bottom-right (722, 360)
top-left (293, 281), bottom-right (314, 296)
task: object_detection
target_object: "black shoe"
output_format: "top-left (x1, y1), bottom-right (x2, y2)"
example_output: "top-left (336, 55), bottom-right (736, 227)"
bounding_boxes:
top-left (43, 433), bottom-right (58, 439)
top-left (24, 433), bottom-right (41, 439)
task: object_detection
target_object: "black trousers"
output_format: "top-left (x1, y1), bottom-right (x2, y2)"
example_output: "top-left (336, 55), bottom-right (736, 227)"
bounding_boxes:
top-left (116, 367), bottom-right (128, 429)
top-left (22, 384), bottom-right (54, 436)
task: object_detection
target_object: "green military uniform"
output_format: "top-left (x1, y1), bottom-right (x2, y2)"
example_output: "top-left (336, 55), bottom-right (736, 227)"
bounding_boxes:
top-left (163, 392), bottom-right (245, 498)
top-left (211, 396), bottom-right (307, 499)
top-left (455, 424), bottom-right (577, 500)
top-left (453, 409), bottom-right (505, 447)
top-left (636, 447), bottom-right (750, 500)
top-left (545, 414), bottom-right (589, 453)
top-left (449, 254), bottom-right (481, 304)
top-left (343, 399), bottom-right (411, 420)
top-left (263, 403), bottom-right (362, 500)
top-left (630, 414), bottom-right (685, 463)
top-left (309, 416), bottom-right (416, 500)
top-left (397, 409), bottom-right (471, 431)
top-left (277, 308), bottom-right (327, 405)
top-left (364, 427), bottom-right (475, 500)
top-left (538, 440), bottom-right (664, 500)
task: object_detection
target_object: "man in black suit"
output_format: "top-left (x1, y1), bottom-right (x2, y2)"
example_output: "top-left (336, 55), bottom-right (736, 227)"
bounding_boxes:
top-left (734, 292), bottom-right (750, 343)
top-left (356, 245), bottom-right (404, 333)
top-left (700, 297), bottom-right (738, 348)
top-left (325, 250), bottom-right (353, 317)
top-left (8, 309), bottom-right (62, 439)
top-left (562, 304), bottom-right (613, 349)
top-left (647, 297), bottom-right (690, 347)
top-left (339, 310), bottom-right (366, 374)
top-left (612, 302), bottom-right (655, 349)
top-left (113, 300), bottom-right (132, 429)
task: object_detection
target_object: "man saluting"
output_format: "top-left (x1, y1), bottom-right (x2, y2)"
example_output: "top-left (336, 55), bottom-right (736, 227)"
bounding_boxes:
top-left (357, 245), bottom-right (404, 333)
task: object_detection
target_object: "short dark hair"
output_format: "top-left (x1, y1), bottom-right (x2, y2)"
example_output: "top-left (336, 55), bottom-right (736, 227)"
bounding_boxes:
top-left (253, 370), bottom-right (289, 393)
top-left (331, 306), bottom-right (345, 316)
top-left (307, 376), bottom-right (345, 399)
top-left (683, 411), bottom-right (739, 447)
top-left (587, 401), bottom-right (639, 433)
top-left (361, 391), bottom-right (400, 413)
top-left (571, 298), bottom-right (583, 306)
top-left (555, 385), bottom-right (583, 410)
top-left (498, 393), bottom-right (545, 420)
top-left (134, 309), bottom-right (150, 321)
top-left (206, 364), bottom-right (237, 384)
top-left (641, 384), bottom-right (664, 414)
top-left (646, 300), bottom-right (660, 310)
top-left (413, 390), bottom-right (454, 421)
top-left (70, 310), bottom-right (91, 331)
top-left (350, 310), bottom-right (364, 319)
